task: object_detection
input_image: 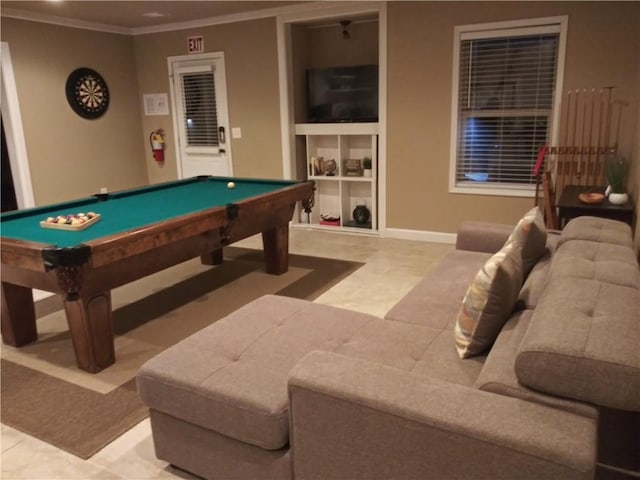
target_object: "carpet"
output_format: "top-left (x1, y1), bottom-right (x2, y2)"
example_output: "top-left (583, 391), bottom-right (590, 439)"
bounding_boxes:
top-left (0, 247), bottom-right (362, 459)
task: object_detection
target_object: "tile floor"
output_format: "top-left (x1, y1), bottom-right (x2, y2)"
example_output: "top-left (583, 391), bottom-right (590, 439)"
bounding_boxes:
top-left (1, 228), bottom-right (453, 480)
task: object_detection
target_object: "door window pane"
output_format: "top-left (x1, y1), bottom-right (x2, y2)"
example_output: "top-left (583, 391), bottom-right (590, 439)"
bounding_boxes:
top-left (182, 72), bottom-right (219, 147)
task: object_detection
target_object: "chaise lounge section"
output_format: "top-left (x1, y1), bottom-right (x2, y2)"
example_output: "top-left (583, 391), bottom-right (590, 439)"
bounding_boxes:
top-left (137, 212), bottom-right (639, 479)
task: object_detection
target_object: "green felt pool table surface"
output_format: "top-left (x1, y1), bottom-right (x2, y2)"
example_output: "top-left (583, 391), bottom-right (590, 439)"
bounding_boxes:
top-left (1, 176), bottom-right (300, 248)
top-left (1, 175), bottom-right (313, 373)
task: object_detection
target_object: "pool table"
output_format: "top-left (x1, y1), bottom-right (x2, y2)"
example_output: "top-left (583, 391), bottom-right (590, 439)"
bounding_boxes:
top-left (1, 176), bottom-right (314, 373)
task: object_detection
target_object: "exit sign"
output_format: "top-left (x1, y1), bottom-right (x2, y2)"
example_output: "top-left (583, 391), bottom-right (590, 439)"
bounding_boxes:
top-left (188, 36), bottom-right (204, 54)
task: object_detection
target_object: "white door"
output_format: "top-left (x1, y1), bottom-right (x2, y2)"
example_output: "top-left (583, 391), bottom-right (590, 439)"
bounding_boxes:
top-left (170, 53), bottom-right (232, 177)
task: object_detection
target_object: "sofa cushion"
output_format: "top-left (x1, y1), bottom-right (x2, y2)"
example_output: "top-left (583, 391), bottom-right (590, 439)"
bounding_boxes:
top-left (333, 317), bottom-right (486, 388)
top-left (550, 240), bottom-right (640, 289)
top-left (334, 319), bottom-right (443, 372)
top-left (516, 231), bottom-right (559, 310)
top-left (411, 329), bottom-right (486, 387)
top-left (516, 250), bottom-right (551, 310)
top-left (515, 277), bottom-right (640, 411)
top-left (559, 216), bottom-right (633, 249)
top-left (476, 310), bottom-right (598, 419)
top-left (385, 249), bottom-right (490, 330)
top-left (137, 295), bottom-right (375, 450)
top-left (455, 221), bottom-right (514, 254)
top-left (515, 218), bottom-right (640, 412)
top-left (455, 242), bottom-right (523, 358)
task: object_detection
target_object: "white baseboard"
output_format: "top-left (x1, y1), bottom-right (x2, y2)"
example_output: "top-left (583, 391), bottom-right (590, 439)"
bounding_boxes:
top-left (33, 289), bottom-right (54, 301)
top-left (382, 227), bottom-right (457, 244)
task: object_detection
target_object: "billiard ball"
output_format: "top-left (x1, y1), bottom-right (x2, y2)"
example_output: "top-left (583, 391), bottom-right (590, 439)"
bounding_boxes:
top-left (227, 181), bottom-right (235, 189)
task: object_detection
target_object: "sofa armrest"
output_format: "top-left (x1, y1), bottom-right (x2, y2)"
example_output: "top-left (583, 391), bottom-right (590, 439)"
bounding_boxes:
top-left (288, 351), bottom-right (595, 480)
top-left (455, 221), bottom-right (513, 253)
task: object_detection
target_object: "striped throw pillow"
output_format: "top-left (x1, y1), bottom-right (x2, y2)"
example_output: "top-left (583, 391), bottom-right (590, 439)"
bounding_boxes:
top-left (505, 206), bottom-right (547, 276)
top-left (455, 241), bottom-right (523, 359)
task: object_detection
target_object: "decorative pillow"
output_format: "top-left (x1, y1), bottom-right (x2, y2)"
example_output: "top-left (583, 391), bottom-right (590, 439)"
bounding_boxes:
top-left (505, 206), bottom-right (547, 276)
top-left (455, 242), bottom-right (523, 359)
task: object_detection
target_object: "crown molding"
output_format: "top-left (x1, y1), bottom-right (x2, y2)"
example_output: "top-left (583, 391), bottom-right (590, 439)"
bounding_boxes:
top-left (1, 8), bottom-right (131, 35)
top-left (131, 3), bottom-right (323, 35)
top-left (0, 2), bottom-right (377, 36)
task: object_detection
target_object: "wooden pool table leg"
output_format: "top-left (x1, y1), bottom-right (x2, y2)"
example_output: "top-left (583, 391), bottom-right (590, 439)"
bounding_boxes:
top-left (63, 292), bottom-right (115, 373)
top-left (200, 229), bottom-right (224, 266)
top-left (262, 224), bottom-right (289, 275)
top-left (201, 248), bottom-right (223, 266)
top-left (1, 282), bottom-right (38, 346)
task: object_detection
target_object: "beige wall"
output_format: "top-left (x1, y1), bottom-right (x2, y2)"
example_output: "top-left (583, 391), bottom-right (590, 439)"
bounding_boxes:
top-left (2, 2), bottom-right (638, 243)
top-left (134, 18), bottom-right (282, 184)
top-left (387, 1), bottom-right (639, 232)
top-left (0, 18), bottom-right (147, 205)
top-left (292, 24), bottom-right (311, 125)
top-left (307, 20), bottom-right (378, 69)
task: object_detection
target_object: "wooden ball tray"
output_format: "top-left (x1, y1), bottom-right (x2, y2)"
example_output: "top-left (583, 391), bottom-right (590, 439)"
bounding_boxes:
top-left (40, 214), bottom-right (101, 231)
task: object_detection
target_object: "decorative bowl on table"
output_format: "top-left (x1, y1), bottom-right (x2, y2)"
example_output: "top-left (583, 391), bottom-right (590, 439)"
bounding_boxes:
top-left (578, 192), bottom-right (605, 204)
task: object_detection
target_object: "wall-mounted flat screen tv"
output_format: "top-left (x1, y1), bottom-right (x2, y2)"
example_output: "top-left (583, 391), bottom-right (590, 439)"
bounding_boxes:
top-left (306, 64), bottom-right (378, 123)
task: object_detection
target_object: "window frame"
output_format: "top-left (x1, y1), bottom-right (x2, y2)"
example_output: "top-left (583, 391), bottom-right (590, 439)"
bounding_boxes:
top-left (448, 16), bottom-right (568, 197)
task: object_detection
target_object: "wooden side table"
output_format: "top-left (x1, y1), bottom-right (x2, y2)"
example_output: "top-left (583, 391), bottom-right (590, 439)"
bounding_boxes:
top-left (557, 185), bottom-right (635, 228)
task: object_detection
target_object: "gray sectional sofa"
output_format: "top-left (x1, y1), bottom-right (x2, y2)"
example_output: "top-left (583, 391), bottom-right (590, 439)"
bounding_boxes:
top-left (137, 213), bottom-right (639, 480)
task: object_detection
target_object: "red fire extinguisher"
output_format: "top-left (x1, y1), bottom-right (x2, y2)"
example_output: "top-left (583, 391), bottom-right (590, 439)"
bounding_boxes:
top-left (150, 129), bottom-right (165, 163)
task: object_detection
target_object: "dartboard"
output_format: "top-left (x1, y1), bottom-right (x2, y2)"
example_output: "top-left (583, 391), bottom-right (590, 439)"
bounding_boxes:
top-left (65, 68), bottom-right (110, 119)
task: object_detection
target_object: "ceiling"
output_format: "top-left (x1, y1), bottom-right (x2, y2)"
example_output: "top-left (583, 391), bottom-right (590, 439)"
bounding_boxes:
top-left (1, 1), bottom-right (310, 31)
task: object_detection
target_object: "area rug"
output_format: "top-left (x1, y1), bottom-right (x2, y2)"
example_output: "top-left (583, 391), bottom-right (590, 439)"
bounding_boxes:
top-left (0, 247), bottom-right (362, 459)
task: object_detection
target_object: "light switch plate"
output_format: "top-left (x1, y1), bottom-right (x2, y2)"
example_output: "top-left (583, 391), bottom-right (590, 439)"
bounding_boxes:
top-left (231, 127), bottom-right (242, 139)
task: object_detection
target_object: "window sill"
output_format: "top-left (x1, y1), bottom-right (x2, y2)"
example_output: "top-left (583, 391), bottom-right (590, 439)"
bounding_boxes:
top-left (449, 183), bottom-right (536, 198)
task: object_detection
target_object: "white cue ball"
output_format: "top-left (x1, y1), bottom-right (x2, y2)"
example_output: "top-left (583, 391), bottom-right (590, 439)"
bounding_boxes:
top-left (227, 181), bottom-right (236, 189)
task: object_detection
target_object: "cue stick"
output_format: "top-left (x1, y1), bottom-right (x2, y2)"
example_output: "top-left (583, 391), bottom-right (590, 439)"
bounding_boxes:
top-left (585, 88), bottom-right (596, 185)
top-left (614, 99), bottom-right (625, 154)
top-left (594, 89), bottom-right (604, 183)
top-left (568, 89), bottom-right (580, 191)
top-left (562, 91), bottom-right (571, 147)
top-left (533, 146), bottom-right (548, 206)
top-left (577, 88), bottom-right (587, 182)
top-left (558, 90), bottom-right (572, 189)
top-left (601, 86), bottom-right (615, 184)
top-left (603, 86), bottom-right (614, 152)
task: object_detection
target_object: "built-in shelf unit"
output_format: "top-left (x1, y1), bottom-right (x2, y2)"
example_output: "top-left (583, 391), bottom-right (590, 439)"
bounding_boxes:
top-left (295, 122), bottom-right (378, 233)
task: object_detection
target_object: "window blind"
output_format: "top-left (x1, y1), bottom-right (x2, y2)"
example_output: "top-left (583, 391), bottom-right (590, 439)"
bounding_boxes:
top-left (181, 72), bottom-right (219, 147)
top-left (455, 33), bottom-right (559, 186)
